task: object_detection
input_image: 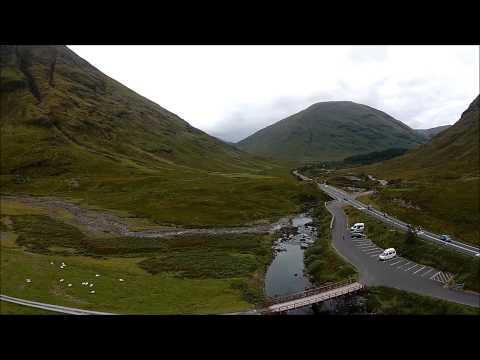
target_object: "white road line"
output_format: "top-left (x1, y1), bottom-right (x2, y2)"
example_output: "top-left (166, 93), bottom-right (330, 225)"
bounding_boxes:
top-left (370, 253), bottom-right (382, 257)
top-left (414, 266), bottom-right (425, 274)
top-left (364, 249), bottom-right (382, 254)
top-left (421, 268), bottom-right (433, 277)
top-left (362, 250), bottom-right (379, 254)
top-left (358, 244), bottom-right (376, 249)
top-left (359, 245), bottom-right (378, 251)
top-left (390, 260), bottom-right (404, 266)
top-left (382, 257), bottom-right (398, 263)
top-left (354, 241), bottom-right (372, 245)
top-left (405, 264), bottom-right (419, 272)
top-left (397, 261), bottom-right (411, 270)
top-left (430, 271), bottom-right (441, 280)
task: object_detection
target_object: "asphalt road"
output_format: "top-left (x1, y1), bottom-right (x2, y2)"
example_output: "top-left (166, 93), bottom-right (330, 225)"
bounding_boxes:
top-left (325, 200), bottom-right (480, 308)
top-left (317, 182), bottom-right (480, 257)
top-left (0, 294), bottom-right (115, 315)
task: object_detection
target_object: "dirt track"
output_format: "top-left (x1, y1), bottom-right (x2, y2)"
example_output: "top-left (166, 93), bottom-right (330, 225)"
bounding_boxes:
top-left (2, 195), bottom-right (293, 238)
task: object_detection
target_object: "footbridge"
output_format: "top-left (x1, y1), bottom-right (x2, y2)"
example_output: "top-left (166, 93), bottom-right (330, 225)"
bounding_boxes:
top-left (263, 278), bottom-right (365, 314)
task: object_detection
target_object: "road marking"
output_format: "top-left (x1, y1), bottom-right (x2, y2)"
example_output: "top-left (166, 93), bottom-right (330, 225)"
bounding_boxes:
top-left (370, 253), bottom-right (382, 257)
top-left (397, 261), bottom-right (411, 270)
top-left (390, 260), bottom-right (404, 266)
top-left (421, 268), bottom-right (433, 277)
top-left (413, 266), bottom-right (425, 274)
top-left (430, 271), bottom-right (441, 280)
top-left (364, 249), bottom-right (382, 254)
top-left (405, 264), bottom-right (419, 272)
top-left (362, 247), bottom-right (380, 253)
top-left (382, 257), bottom-right (398, 263)
top-left (357, 243), bottom-right (376, 248)
top-left (356, 245), bottom-right (374, 249)
top-left (353, 240), bottom-right (370, 244)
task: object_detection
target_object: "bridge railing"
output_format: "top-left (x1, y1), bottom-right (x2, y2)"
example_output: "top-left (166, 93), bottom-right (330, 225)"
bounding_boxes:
top-left (265, 277), bottom-right (358, 306)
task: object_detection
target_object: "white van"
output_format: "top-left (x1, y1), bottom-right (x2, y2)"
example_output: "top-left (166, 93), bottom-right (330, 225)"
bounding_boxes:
top-left (379, 248), bottom-right (396, 261)
top-left (350, 223), bottom-right (365, 233)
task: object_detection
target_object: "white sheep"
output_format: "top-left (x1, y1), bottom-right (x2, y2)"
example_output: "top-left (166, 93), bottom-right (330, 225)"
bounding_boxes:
top-left (68, 283), bottom-right (72, 287)
top-left (89, 283), bottom-right (94, 287)
top-left (59, 279), bottom-right (64, 282)
top-left (90, 290), bottom-right (95, 294)
top-left (119, 278), bottom-right (124, 282)
top-left (25, 278), bottom-right (32, 283)
top-left (95, 274), bottom-right (100, 277)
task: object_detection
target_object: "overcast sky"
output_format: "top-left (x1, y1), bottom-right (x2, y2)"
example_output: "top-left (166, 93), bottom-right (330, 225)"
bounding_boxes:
top-left (69, 45), bottom-right (479, 142)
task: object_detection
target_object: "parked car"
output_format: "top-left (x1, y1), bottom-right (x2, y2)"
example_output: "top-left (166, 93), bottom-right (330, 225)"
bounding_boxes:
top-left (350, 223), bottom-right (365, 233)
top-left (351, 232), bottom-right (364, 239)
top-left (440, 234), bottom-right (452, 243)
top-left (379, 248), bottom-right (396, 261)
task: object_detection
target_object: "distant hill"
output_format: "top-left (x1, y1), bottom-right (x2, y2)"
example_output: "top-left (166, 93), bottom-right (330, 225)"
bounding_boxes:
top-left (0, 45), bottom-right (307, 227)
top-left (362, 96), bottom-right (479, 245)
top-left (370, 96), bottom-right (479, 180)
top-left (0, 45), bottom-right (272, 176)
top-left (415, 125), bottom-right (451, 139)
top-left (237, 101), bottom-right (426, 163)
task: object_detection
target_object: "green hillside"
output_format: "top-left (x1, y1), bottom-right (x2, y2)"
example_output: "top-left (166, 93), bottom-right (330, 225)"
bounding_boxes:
top-left (0, 45), bottom-right (308, 227)
top-left (360, 96), bottom-right (479, 245)
top-left (237, 101), bottom-right (426, 162)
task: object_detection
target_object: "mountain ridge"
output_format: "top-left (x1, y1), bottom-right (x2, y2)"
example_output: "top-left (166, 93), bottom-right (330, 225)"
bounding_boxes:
top-left (237, 100), bottom-right (427, 162)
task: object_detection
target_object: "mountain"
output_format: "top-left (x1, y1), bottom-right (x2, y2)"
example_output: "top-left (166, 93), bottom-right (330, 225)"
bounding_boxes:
top-left (362, 96), bottom-right (479, 245)
top-left (415, 125), bottom-right (450, 139)
top-left (0, 45), bottom-right (307, 227)
top-left (237, 101), bottom-right (426, 163)
top-left (371, 96), bottom-right (479, 180)
top-left (0, 45), bottom-right (271, 176)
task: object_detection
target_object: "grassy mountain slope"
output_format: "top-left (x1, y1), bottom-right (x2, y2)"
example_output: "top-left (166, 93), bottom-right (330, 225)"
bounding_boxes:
top-left (360, 96), bottom-right (479, 245)
top-left (0, 45), bottom-right (308, 227)
top-left (237, 101), bottom-right (426, 163)
top-left (415, 125), bottom-right (450, 139)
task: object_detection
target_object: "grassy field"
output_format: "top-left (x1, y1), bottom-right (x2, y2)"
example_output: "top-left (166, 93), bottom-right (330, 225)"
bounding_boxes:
top-left (304, 193), bottom-right (357, 284)
top-left (356, 179), bottom-right (479, 247)
top-left (0, 200), bottom-right (278, 314)
top-left (1, 168), bottom-right (313, 227)
top-left (345, 207), bottom-right (480, 292)
top-left (0, 301), bottom-right (60, 315)
top-left (366, 286), bottom-right (479, 315)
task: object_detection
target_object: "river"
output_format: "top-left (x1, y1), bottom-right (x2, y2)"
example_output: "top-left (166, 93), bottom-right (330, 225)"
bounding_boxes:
top-left (264, 212), bottom-right (317, 314)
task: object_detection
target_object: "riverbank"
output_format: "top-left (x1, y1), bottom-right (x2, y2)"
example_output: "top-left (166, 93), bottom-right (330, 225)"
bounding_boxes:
top-left (304, 194), bottom-right (357, 285)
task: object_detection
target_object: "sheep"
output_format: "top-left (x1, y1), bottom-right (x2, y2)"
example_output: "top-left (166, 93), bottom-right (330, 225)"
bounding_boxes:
top-left (25, 278), bottom-right (32, 283)
top-left (68, 283), bottom-right (72, 287)
top-left (95, 274), bottom-right (100, 277)
top-left (118, 278), bottom-right (124, 282)
top-left (90, 290), bottom-right (95, 294)
top-left (89, 283), bottom-right (94, 287)
top-left (59, 279), bottom-right (64, 282)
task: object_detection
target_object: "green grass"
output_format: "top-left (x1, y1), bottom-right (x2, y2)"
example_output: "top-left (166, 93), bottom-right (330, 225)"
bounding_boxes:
top-left (356, 180), bottom-right (479, 246)
top-left (0, 301), bottom-right (61, 315)
top-left (1, 210), bottom-right (278, 313)
top-left (304, 194), bottom-right (357, 284)
top-left (366, 286), bottom-right (479, 315)
top-left (1, 170), bottom-right (312, 227)
top-left (345, 207), bottom-right (480, 292)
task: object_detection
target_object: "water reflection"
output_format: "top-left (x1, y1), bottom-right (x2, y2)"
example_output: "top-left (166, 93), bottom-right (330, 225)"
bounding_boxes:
top-left (265, 212), bottom-right (317, 314)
